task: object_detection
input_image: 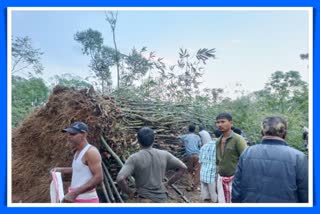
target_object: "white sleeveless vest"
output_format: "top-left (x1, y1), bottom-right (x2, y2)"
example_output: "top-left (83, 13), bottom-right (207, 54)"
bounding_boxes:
top-left (71, 144), bottom-right (93, 188)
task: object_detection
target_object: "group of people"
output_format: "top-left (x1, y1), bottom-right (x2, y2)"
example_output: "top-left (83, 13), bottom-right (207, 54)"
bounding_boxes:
top-left (51, 112), bottom-right (308, 203)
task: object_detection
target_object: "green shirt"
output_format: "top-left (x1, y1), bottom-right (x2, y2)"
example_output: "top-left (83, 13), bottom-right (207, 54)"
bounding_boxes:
top-left (216, 131), bottom-right (247, 177)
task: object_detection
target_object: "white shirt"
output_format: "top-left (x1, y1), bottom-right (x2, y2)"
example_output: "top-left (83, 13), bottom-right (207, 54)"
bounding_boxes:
top-left (199, 130), bottom-right (212, 145)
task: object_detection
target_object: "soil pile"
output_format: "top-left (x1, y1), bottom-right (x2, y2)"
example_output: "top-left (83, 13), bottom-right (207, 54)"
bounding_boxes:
top-left (12, 86), bottom-right (129, 202)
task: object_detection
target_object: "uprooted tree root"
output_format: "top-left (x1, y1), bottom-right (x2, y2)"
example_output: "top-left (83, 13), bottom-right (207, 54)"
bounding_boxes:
top-left (12, 86), bottom-right (130, 202)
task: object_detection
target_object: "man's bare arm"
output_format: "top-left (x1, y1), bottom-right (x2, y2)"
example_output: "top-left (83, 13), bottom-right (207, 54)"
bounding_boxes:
top-left (116, 174), bottom-right (135, 198)
top-left (51, 167), bottom-right (72, 174)
top-left (167, 166), bottom-right (187, 186)
top-left (116, 158), bottom-right (135, 199)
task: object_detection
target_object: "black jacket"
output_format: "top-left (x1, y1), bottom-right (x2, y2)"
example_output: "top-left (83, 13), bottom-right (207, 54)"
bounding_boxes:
top-left (232, 138), bottom-right (308, 203)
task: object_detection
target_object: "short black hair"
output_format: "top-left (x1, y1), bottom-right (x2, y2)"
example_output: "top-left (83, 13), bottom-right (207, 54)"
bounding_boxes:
top-left (137, 127), bottom-right (155, 147)
top-left (214, 129), bottom-right (222, 138)
top-left (188, 124), bottom-right (196, 132)
top-left (199, 125), bottom-right (205, 131)
top-left (231, 126), bottom-right (242, 135)
top-left (216, 112), bottom-right (233, 121)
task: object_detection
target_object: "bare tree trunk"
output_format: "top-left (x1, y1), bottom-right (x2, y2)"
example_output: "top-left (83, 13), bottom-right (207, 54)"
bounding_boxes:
top-left (106, 11), bottom-right (120, 89)
top-left (112, 29), bottom-right (120, 89)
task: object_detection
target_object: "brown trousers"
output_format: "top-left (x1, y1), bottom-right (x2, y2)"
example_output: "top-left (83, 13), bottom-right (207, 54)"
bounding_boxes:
top-left (185, 154), bottom-right (200, 188)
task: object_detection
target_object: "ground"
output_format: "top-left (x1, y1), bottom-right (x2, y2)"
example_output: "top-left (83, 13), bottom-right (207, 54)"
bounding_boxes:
top-left (124, 174), bottom-right (203, 204)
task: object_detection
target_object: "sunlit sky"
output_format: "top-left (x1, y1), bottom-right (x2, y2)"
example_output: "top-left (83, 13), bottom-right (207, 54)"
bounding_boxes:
top-left (10, 8), bottom-right (311, 97)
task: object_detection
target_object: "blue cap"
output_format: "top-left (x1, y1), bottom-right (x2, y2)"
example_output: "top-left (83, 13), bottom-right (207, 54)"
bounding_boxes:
top-left (62, 122), bottom-right (88, 134)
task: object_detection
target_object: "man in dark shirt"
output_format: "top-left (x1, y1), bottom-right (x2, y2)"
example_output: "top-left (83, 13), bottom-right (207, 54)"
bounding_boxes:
top-left (215, 113), bottom-right (247, 203)
top-left (117, 127), bottom-right (187, 203)
top-left (232, 116), bottom-right (308, 203)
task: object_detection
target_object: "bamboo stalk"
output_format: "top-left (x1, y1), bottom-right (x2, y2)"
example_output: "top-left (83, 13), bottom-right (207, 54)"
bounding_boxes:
top-left (103, 172), bottom-right (115, 202)
top-left (100, 180), bottom-right (110, 203)
top-left (102, 161), bottom-right (124, 203)
top-left (164, 178), bottom-right (190, 203)
top-left (101, 136), bottom-right (125, 167)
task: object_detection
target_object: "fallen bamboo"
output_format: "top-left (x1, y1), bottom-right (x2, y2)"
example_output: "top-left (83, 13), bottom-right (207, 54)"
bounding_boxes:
top-left (103, 172), bottom-right (115, 202)
top-left (164, 177), bottom-right (190, 203)
top-left (101, 136), bottom-right (125, 167)
top-left (102, 161), bottom-right (124, 203)
top-left (100, 180), bottom-right (110, 203)
top-left (101, 135), bottom-right (135, 184)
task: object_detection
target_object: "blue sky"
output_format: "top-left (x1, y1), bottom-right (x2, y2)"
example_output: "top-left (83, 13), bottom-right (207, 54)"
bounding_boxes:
top-left (10, 8), bottom-right (311, 97)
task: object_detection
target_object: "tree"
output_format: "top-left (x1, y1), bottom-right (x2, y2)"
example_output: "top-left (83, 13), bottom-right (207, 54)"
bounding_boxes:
top-left (203, 88), bottom-right (224, 104)
top-left (122, 47), bottom-right (155, 86)
top-left (264, 71), bottom-right (307, 113)
top-left (154, 48), bottom-right (216, 102)
top-left (74, 28), bottom-right (116, 93)
top-left (105, 11), bottom-right (120, 89)
top-left (49, 74), bottom-right (92, 90)
top-left (121, 47), bottom-right (216, 102)
top-left (12, 76), bottom-right (49, 127)
top-left (12, 36), bottom-right (44, 76)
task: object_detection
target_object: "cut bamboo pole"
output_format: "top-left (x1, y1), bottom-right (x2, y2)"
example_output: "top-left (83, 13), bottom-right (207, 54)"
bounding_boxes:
top-left (100, 180), bottom-right (110, 203)
top-left (103, 172), bottom-right (115, 202)
top-left (102, 161), bottom-right (124, 203)
top-left (101, 136), bottom-right (135, 184)
top-left (164, 177), bottom-right (190, 203)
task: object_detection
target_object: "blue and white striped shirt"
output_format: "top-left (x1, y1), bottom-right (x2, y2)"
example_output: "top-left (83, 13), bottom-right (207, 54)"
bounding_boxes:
top-left (199, 140), bottom-right (216, 183)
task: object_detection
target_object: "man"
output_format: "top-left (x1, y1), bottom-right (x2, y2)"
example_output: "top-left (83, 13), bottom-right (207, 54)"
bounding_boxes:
top-left (199, 139), bottom-right (217, 202)
top-left (178, 124), bottom-right (202, 191)
top-left (51, 121), bottom-right (103, 203)
top-left (232, 126), bottom-right (249, 145)
top-left (199, 125), bottom-right (212, 145)
top-left (117, 127), bottom-right (187, 203)
top-left (213, 129), bottom-right (222, 138)
top-left (232, 116), bottom-right (308, 203)
top-left (231, 126), bottom-right (242, 135)
top-left (215, 112), bottom-right (247, 203)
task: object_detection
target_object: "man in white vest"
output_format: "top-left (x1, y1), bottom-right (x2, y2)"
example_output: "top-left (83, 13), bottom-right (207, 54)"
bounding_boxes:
top-left (51, 121), bottom-right (103, 203)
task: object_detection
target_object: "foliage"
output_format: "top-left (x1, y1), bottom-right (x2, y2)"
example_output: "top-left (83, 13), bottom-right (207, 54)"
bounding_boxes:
top-left (131, 48), bottom-right (216, 103)
top-left (172, 48), bottom-right (216, 100)
top-left (202, 88), bottom-right (224, 105)
top-left (12, 76), bottom-right (49, 127)
top-left (11, 36), bottom-right (44, 76)
top-left (300, 53), bottom-right (309, 60)
top-left (264, 70), bottom-right (307, 113)
top-left (121, 47), bottom-right (153, 86)
top-left (74, 28), bottom-right (116, 93)
top-left (49, 73), bottom-right (92, 90)
top-left (74, 29), bottom-right (103, 55)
